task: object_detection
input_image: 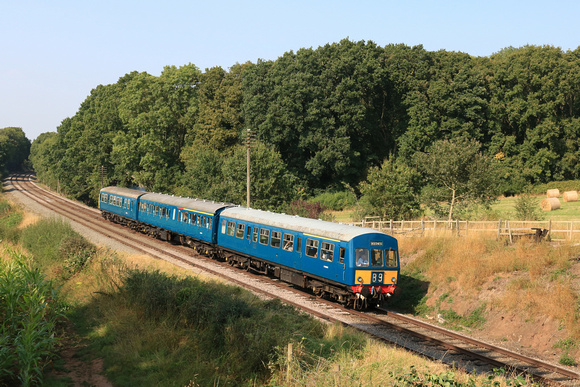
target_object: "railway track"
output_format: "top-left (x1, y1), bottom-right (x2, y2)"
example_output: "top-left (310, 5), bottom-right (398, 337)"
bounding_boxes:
top-left (6, 174), bottom-right (580, 386)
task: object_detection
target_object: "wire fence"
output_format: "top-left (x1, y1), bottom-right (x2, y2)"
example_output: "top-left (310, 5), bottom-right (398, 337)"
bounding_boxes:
top-left (349, 217), bottom-right (580, 242)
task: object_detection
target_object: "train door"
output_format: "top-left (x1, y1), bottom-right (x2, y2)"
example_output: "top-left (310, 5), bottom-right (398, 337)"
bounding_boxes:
top-left (339, 245), bottom-right (346, 282)
top-left (282, 232), bottom-right (300, 270)
top-left (295, 236), bottom-right (302, 270)
top-left (250, 226), bottom-right (258, 250)
top-left (319, 241), bottom-right (341, 281)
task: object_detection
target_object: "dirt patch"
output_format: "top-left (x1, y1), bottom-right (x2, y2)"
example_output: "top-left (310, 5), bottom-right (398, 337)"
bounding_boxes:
top-left (49, 337), bottom-right (113, 387)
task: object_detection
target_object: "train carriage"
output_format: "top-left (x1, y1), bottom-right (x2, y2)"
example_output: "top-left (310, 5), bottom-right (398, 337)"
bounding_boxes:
top-left (99, 186), bottom-right (145, 224)
top-left (137, 192), bottom-right (231, 247)
top-left (217, 207), bottom-right (399, 309)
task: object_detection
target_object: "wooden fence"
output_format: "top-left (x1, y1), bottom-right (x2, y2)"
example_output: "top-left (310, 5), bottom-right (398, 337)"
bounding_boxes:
top-left (349, 218), bottom-right (580, 241)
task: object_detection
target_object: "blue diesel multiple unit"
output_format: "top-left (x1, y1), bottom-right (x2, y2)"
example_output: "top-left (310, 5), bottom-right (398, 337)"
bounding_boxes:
top-left (99, 186), bottom-right (399, 309)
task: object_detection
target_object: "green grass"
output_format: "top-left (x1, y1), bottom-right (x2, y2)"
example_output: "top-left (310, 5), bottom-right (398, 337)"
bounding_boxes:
top-left (491, 195), bottom-right (580, 221)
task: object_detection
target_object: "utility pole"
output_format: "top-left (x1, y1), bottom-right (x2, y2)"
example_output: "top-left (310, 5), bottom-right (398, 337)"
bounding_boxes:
top-left (100, 165), bottom-right (107, 190)
top-left (246, 128), bottom-right (254, 208)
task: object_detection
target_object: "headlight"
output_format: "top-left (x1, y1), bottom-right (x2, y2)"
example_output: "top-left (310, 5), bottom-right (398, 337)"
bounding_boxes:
top-left (391, 277), bottom-right (397, 284)
top-left (357, 277), bottom-right (363, 283)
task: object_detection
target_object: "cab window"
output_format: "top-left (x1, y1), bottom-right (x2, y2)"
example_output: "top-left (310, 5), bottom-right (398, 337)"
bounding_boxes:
top-left (355, 248), bottom-right (369, 267)
top-left (386, 249), bottom-right (398, 267)
top-left (371, 249), bottom-right (384, 267)
top-left (305, 239), bottom-right (319, 258)
top-left (320, 242), bottom-right (334, 262)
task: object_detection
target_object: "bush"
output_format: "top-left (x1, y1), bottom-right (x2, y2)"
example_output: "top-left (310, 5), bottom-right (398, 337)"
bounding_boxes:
top-left (308, 191), bottom-right (357, 211)
top-left (514, 192), bottom-right (543, 221)
top-left (59, 235), bottom-right (96, 279)
top-left (285, 200), bottom-right (326, 219)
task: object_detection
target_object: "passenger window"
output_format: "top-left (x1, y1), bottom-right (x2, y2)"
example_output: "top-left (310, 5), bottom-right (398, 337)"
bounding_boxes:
top-left (320, 242), bottom-right (334, 262)
top-left (252, 227), bottom-right (258, 243)
top-left (355, 248), bottom-right (369, 267)
top-left (221, 220), bottom-right (226, 234)
top-left (339, 247), bottom-right (345, 264)
top-left (386, 249), bottom-right (398, 267)
top-left (282, 234), bottom-right (294, 251)
top-left (305, 239), bottom-right (319, 258)
top-left (259, 229), bottom-right (270, 245)
top-left (236, 223), bottom-right (245, 238)
top-left (227, 221), bottom-right (235, 236)
top-left (271, 231), bottom-right (281, 248)
top-left (371, 249), bottom-right (384, 267)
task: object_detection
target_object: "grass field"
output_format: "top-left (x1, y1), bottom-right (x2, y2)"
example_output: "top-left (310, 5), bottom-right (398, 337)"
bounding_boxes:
top-left (491, 195), bottom-right (580, 221)
top-left (329, 194), bottom-right (580, 223)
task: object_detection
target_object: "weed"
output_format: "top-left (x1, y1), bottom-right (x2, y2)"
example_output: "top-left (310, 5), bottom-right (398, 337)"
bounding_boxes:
top-left (559, 353), bottom-right (577, 366)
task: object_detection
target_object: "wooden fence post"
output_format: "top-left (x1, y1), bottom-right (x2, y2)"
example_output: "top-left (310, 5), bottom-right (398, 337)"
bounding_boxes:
top-left (286, 343), bottom-right (293, 382)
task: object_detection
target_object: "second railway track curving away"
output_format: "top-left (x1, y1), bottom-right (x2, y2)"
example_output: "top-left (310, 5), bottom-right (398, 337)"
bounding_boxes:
top-left (6, 174), bottom-right (580, 386)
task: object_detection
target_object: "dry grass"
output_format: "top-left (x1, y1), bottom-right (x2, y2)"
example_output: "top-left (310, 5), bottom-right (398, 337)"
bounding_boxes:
top-left (274, 338), bottom-right (529, 386)
top-left (399, 235), bottom-right (580, 340)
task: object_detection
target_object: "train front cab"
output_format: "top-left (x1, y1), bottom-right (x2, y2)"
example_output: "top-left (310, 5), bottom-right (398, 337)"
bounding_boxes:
top-left (347, 233), bottom-right (399, 308)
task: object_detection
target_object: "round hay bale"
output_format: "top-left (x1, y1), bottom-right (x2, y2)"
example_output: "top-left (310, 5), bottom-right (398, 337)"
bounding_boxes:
top-left (563, 191), bottom-right (578, 202)
top-left (541, 197), bottom-right (561, 211)
top-left (547, 189), bottom-right (560, 198)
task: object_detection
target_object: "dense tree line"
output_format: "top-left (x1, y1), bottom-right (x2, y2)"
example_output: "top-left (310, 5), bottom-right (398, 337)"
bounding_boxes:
top-left (29, 40), bottom-right (580, 219)
top-left (0, 127), bottom-right (30, 178)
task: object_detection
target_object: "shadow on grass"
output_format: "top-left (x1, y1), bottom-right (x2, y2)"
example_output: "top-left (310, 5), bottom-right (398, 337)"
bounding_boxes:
top-left (387, 273), bottom-right (430, 314)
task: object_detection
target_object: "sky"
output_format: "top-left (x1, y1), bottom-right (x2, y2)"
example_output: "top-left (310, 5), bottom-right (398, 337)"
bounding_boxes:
top-left (1, 1), bottom-right (578, 141)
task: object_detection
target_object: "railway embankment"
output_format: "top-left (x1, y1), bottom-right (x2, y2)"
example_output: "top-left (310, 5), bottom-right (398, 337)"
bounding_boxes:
top-left (393, 235), bottom-right (580, 369)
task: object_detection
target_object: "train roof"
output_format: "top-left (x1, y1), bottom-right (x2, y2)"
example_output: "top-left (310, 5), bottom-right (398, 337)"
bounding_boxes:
top-left (139, 192), bottom-right (232, 215)
top-left (221, 207), bottom-right (390, 242)
top-left (101, 186), bottom-right (232, 215)
top-left (101, 186), bottom-right (147, 199)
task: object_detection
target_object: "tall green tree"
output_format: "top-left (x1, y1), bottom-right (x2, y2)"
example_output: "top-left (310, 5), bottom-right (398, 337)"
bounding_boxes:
top-left (0, 127), bottom-right (30, 176)
top-left (397, 50), bottom-right (491, 158)
top-left (187, 63), bottom-right (249, 151)
top-left (114, 64), bottom-right (201, 191)
top-left (415, 138), bottom-right (500, 221)
top-left (359, 158), bottom-right (422, 220)
top-left (487, 45), bottom-right (580, 184)
top-left (242, 39), bottom-right (398, 190)
top-left (179, 142), bottom-right (297, 211)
